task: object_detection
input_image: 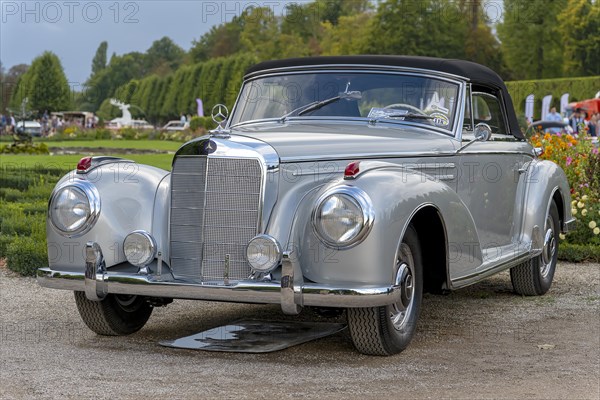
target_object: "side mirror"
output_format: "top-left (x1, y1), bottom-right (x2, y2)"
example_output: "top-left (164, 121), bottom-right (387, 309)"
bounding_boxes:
top-left (474, 123), bottom-right (492, 141)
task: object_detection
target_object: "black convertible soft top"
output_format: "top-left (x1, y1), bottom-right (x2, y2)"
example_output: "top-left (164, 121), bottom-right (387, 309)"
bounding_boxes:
top-left (246, 55), bottom-right (523, 138)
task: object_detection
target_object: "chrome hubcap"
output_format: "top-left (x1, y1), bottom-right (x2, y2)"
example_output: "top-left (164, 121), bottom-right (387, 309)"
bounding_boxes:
top-left (540, 215), bottom-right (555, 278)
top-left (390, 243), bottom-right (415, 331)
top-left (115, 294), bottom-right (140, 311)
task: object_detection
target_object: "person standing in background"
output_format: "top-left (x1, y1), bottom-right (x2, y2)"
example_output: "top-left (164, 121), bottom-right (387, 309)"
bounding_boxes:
top-left (569, 108), bottom-right (587, 134)
top-left (9, 114), bottom-right (16, 133)
top-left (588, 112), bottom-right (598, 137)
top-left (545, 107), bottom-right (563, 134)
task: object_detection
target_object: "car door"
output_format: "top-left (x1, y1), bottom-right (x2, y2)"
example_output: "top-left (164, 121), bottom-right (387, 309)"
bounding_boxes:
top-left (457, 90), bottom-right (531, 264)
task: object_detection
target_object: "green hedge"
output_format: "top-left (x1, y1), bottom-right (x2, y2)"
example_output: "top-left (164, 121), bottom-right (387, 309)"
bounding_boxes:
top-left (506, 76), bottom-right (600, 119)
top-left (0, 168), bottom-right (64, 275)
top-left (111, 53), bottom-right (258, 124)
top-left (5, 235), bottom-right (48, 276)
top-left (558, 243), bottom-right (600, 263)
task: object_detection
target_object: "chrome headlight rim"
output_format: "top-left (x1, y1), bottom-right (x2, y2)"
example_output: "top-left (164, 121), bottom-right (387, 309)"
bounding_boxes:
top-left (123, 230), bottom-right (157, 268)
top-left (48, 179), bottom-right (101, 238)
top-left (312, 185), bottom-right (375, 249)
top-left (246, 234), bottom-right (282, 273)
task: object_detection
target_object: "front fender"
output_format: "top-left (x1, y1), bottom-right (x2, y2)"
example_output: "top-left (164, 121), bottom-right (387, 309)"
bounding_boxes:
top-left (47, 162), bottom-right (169, 271)
top-left (288, 165), bottom-right (482, 286)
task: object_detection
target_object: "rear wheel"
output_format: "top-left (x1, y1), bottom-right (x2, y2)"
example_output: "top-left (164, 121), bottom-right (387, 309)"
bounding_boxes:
top-left (511, 201), bottom-right (560, 296)
top-left (74, 292), bottom-right (153, 335)
top-left (347, 225), bottom-right (423, 355)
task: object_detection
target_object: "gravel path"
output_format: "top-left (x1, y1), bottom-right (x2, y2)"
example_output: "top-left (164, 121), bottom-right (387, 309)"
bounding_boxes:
top-left (1, 262), bottom-right (599, 399)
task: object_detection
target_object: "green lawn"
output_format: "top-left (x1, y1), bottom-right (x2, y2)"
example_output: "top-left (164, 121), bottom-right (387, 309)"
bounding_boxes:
top-left (1, 153), bottom-right (173, 171)
top-left (40, 140), bottom-right (182, 151)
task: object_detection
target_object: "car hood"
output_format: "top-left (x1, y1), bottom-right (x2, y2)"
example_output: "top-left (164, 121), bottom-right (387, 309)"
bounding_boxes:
top-left (230, 121), bottom-right (458, 162)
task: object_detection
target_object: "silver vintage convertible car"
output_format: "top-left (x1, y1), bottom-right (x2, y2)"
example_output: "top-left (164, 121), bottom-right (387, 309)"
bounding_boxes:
top-left (39, 56), bottom-right (574, 355)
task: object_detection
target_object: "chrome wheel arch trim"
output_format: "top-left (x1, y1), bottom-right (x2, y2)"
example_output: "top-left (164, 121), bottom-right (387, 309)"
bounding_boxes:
top-left (393, 202), bottom-right (450, 290)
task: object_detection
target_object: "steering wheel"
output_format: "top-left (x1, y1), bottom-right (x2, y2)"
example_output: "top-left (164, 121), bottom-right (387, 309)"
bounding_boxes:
top-left (384, 103), bottom-right (427, 115)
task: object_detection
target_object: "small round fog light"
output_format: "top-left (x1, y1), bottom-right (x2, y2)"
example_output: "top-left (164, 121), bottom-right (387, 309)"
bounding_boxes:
top-left (246, 235), bottom-right (282, 273)
top-left (124, 230), bottom-right (156, 267)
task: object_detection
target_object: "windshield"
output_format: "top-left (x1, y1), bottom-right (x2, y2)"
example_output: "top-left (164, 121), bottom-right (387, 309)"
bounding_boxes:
top-left (230, 72), bottom-right (461, 133)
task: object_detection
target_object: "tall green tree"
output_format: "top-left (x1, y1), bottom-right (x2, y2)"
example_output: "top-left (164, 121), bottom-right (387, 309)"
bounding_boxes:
top-left (145, 37), bottom-right (185, 75)
top-left (364, 0), bottom-right (470, 59)
top-left (460, 0), bottom-right (510, 79)
top-left (10, 52), bottom-right (71, 112)
top-left (557, 0), bottom-right (600, 76)
top-left (91, 41), bottom-right (108, 76)
top-left (190, 17), bottom-right (245, 63)
top-left (497, 0), bottom-right (566, 80)
top-left (239, 7), bottom-right (281, 60)
top-left (320, 13), bottom-right (373, 55)
top-left (1, 63), bottom-right (29, 113)
top-left (84, 52), bottom-right (145, 110)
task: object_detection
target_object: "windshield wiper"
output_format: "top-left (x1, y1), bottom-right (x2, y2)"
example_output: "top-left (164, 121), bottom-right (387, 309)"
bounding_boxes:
top-left (279, 90), bottom-right (362, 122)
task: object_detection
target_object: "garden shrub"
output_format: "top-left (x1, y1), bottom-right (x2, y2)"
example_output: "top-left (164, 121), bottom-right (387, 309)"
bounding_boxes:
top-left (529, 129), bottom-right (600, 257)
top-left (20, 200), bottom-right (48, 214)
top-left (558, 243), bottom-right (600, 263)
top-left (94, 128), bottom-right (112, 140)
top-left (0, 142), bottom-right (49, 155)
top-left (0, 188), bottom-right (23, 202)
top-left (119, 127), bottom-right (139, 140)
top-left (0, 210), bottom-right (41, 237)
top-left (189, 116), bottom-right (216, 132)
top-left (0, 234), bottom-right (14, 257)
top-left (6, 235), bottom-right (48, 276)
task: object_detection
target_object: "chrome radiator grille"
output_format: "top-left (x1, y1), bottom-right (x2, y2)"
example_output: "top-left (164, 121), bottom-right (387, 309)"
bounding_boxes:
top-left (170, 156), bottom-right (262, 282)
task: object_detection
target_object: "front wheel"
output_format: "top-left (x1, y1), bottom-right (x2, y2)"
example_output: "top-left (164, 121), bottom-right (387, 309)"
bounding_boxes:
top-left (74, 292), bottom-right (153, 335)
top-left (510, 201), bottom-right (560, 296)
top-left (347, 225), bottom-right (423, 356)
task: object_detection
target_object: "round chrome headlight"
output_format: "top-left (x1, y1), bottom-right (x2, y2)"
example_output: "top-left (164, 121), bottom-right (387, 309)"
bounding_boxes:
top-left (48, 180), bottom-right (100, 237)
top-left (313, 186), bottom-right (374, 248)
top-left (246, 235), bottom-right (282, 273)
top-left (124, 231), bottom-right (157, 268)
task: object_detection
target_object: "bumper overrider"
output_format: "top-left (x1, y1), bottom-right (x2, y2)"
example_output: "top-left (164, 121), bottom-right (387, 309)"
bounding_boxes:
top-left (38, 242), bottom-right (402, 315)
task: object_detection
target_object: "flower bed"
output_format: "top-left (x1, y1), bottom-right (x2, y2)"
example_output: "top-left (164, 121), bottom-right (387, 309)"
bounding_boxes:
top-left (530, 130), bottom-right (600, 262)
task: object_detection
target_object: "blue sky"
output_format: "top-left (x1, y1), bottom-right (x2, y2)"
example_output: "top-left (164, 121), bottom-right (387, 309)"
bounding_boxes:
top-left (1, 1), bottom-right (308, 84)
top-left (1, 1), bottom-right (504, 84)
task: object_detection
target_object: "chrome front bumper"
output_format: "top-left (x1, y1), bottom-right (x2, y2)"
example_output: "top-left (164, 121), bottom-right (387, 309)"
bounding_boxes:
top-left (38, 243), bottom-right (401, 315)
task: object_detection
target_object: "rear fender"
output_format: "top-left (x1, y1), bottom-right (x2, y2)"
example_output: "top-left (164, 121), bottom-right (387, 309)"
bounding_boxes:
top-left (520, 159), bottom-right (573, 250)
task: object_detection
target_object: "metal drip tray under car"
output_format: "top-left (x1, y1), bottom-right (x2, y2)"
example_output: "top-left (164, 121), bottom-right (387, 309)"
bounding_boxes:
top-left (159, 320), bottom-right (346, 353)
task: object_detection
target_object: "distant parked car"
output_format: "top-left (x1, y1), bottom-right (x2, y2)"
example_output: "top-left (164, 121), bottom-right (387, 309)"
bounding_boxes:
top-left (106, 119), bottom-right (154, 130)
top-left (161, 120), bottom-right (189, 131)
top-left (15, 120), bottom-right (42, 137)
top-left (526, 120), bottom-right (573, 137)
top-left (131, 120), bottom-right (154, 130)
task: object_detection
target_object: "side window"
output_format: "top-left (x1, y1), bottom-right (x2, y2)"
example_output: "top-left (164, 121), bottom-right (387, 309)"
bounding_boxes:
top-left (472, 92), bottom-right (508, 135)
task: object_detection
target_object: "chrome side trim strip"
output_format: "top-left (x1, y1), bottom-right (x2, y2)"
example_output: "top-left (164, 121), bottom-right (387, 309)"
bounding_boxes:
top-left (280, 152), bottom-right (457, 163)
top-left (38, 267), bottom-right (402, 309)
top-left (450, 251), bottom-right (531, 289)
